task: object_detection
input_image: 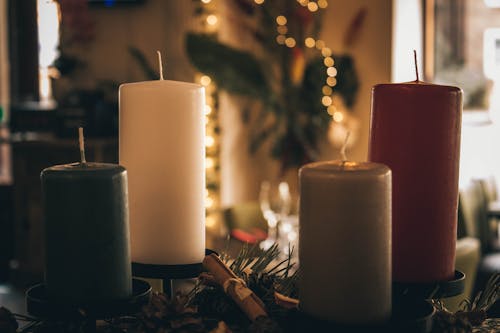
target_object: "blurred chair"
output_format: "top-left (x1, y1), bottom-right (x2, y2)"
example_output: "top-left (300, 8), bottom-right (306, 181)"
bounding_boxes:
top-left (460, 179), bottom-right (500, 314)
top-left (443, 237), bottom-right (481, 312)
top-left (223, 201), bottom-right (268, 244)
top-left (460, 180), bottom-right (491, 252)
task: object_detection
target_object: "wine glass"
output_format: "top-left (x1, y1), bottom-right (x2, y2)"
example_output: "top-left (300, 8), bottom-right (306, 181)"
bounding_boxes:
top-left (259, 180), bottom-right (291, 250)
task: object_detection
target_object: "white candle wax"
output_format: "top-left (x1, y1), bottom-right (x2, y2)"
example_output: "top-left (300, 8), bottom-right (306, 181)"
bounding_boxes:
top-left (299, 161), bottom-right (391, 324)
top-left (119, 80), bottom-right (205, 265)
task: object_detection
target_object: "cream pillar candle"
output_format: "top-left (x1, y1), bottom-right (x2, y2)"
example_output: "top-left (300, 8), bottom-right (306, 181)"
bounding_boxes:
top-left (299, 161), bottom-right (391, 324)
top-left (119, 77), bottom-right (205, 265)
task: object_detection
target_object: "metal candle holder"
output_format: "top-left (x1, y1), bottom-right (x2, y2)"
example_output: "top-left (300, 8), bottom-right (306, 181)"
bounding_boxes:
top-left (291, 270), bottom-right (465, 333)
top-left (25, 278), bottom-right (151, 332)
top-left (131, 249), bottom-right (217, 296)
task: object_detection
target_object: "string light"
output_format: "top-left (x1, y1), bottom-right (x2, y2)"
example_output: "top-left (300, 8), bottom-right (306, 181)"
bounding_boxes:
top-left (327, 105), bottom-right (336, 115)
top-left (327, 77), bottom-right (337, 86)
top-left (200, 75), bottom-right (211, 86)
top-left (327, 67), bottom-right (337, 77)
top-left (322, 96), bottom-right (333, 106)
top-left (266, 0), bottom-right (336, 126)
top-left (323, 56), bottom-right (334, 67)
top-left (198, 0), bottom-right (222, 231)
top-left (277, 25), bottom-right (288, 34)
top-left (315, 39), bottom-right (325, 50)
top-left (285, 37), bottom-right (296, 48)
top-left (205, 105), bottom-right (212, 115)
top-left (254, 0), bottom-right (265, 4)
top-left (321, 47), bottom-right (332, 57)
top-left (322, 85), bottom-right (333, 95)
top-left (206, 14), bottom-right (218, 26)
top-left (206, 157), bottom-right (215, 169)
top-left (318, 0), bottom-right (328, 8)
top-left (307, 2), bottom-right (319, 12)
top-left (205, 135), bottom-right (215, 147)
top-left (276, 15), bottom-right (287, 25)
top-left (305, 37), bottom-right (316, 48)
top-left (333, 111), bottom-right (344, 123)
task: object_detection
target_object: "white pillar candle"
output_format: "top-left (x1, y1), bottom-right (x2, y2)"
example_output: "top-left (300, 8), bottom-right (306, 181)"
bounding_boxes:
top-left (119, 79), bottom-right (205, 265)
top-left (299, 161), bottom-right (391, 324)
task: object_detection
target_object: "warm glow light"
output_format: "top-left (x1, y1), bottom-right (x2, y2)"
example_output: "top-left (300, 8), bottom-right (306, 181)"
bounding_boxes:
top-left (327, 105), bottom-right (336, 115)
top-left (276, 15), bottom-right (287, 26)
top-left (327, 67), bottom-right (338, 77)
top-left (254, 0), bottom-right (265, 4)
top-left (315, 39), bottom-right (325, 49)
top-left (277, 26), bottom-right (288, 34)
top-left (200, 75), bottom-right (212, 86)
top-left (205, 105), bottom-right (212, 115)
top-left (305, 37), bottom-right (316, 48)
top-left (324, 57), bottom-right (334, 67)
top-left (298, 0), bottom-right (309, 6)
top-left (205, 196), bottom-right (214, 208)
top-left (327, 77), bottom-right (337, 86)
top-left (318, 0), bottom-right (328, 8)
top-left (206, 157), bottom-right (215, 169)
top-left (307, 2), bottom-right (319, 12)
top-left (288, 230), bottom-right (297, 242)
top-left (206, 14), bottom-right (218, 26)
top-left (321, 47), bottom-right (332, 57)
top-left (322, 85), bottom-right (333, 95)
top-left (201, 0), bottom-right (211, 3)
top-left (276, 35), bottom-right (286, 44)
top-left (285, 37), bottom-right (296, 48)
top-left (322, 96), bottom-right (333, 106)
top-left (333, 111), bottom-right (344, 123)
top-left (205, 136), bottom-right (215, 147)
top-left (205, 215), bottom-right (216, 228)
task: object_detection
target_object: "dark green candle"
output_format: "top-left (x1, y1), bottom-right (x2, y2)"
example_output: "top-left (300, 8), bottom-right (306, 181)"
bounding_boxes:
top-left (41, 162), bottom-right (132, 303)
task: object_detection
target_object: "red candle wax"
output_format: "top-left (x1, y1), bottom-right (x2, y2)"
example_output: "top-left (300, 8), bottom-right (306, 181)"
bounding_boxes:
top-left (369, 80), bottom-right (462, 282)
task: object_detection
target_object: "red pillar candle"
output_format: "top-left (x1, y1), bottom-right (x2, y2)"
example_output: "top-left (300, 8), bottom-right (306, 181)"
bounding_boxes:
top-left (369, 80), bottom-right (462, 282)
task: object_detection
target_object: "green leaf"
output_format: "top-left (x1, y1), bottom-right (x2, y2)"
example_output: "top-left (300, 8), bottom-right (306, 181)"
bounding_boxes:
top-left (185, 33), bottom-right (270, 100)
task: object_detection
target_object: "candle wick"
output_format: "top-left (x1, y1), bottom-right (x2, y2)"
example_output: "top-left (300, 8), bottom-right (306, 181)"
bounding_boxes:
top-left (340, 131), bottom-right (350, 162)
top-left (157, 50), bottom-right (164, 81)
top-left (78, 127), bottom-right (87, 165)
top-left (413, 50), bottom-right (419, 82)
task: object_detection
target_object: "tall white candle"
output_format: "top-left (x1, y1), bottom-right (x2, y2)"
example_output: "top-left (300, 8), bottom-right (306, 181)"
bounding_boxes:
top-left (119, 79), bottom-right (205, 265)
top-left (299, 161), bottom-right (391, 324)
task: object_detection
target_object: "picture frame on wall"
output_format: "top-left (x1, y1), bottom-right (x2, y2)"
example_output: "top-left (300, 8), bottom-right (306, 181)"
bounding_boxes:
top-left (423, 0), bottom-right (496, 111)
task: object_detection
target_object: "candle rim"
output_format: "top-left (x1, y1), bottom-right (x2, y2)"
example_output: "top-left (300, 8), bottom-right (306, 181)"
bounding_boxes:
top-left (119, 79), bottom-right (203, 90)
top-left (372, 81), bottom-right (462, 93)
top-left (42, 162), bottom-right (126, 175)
top-left (300, 160), bottom-right (391, 175)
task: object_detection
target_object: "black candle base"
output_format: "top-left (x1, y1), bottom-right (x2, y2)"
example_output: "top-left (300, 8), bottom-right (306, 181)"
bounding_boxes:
top-left (26, 278), bottom-right (151, 319)
top-left (393, 270), bottom-right (465, 301)
top-left (287, 299), bottom-right (435, 333)
top-left (132, 249), bottom-right (217, 295)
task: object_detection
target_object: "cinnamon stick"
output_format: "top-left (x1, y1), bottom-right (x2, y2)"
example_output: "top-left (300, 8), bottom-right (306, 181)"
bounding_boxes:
top-left (202, 254), bottom-right (268, 321)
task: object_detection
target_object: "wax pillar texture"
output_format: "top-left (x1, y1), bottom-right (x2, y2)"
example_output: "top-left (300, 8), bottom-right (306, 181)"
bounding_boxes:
top-left (119, 80), bottom-right (205, 265)
top-left (41, 162), bottom-right (132, 303)
top-left (369, 81), bottom-right (462, 282)
top-left (299, 161), bottom-right (391, 324)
